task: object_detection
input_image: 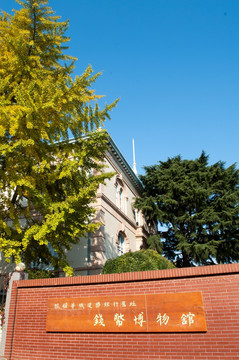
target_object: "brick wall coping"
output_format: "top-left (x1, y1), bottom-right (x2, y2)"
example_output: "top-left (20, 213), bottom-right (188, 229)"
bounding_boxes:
top-left (13, 263), bottom-right (239, 289)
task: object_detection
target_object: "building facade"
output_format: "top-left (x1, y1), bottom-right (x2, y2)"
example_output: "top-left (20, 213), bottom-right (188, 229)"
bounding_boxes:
top-left (66, 136), bottom-right (149, 275)
top-left (0, 136), bottom-right (149, 275)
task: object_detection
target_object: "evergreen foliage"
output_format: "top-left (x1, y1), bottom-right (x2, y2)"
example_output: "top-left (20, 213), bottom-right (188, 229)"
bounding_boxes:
top-left (102, 249), bottom-right (175, 274)
top-left (28, 268), bottom-right (54, 279)
top-left (135, 152), bottom-right (239, 267)
top-left (146, 234), bottom-right (163, 254)
top-left (0, 0), bottom-right (118, 274)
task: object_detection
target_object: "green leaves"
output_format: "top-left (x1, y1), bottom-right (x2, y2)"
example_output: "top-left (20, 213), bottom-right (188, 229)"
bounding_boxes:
top-left (0, 0), bottom-right (117, 273)
top-left (102, 250), bottom-right (175, 274)
top-left (135, 153), bottom-right (239, 267)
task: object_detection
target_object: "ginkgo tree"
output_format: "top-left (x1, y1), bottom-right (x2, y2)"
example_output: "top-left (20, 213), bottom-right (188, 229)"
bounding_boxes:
top-left (0, 0), bottom-right (118, 274)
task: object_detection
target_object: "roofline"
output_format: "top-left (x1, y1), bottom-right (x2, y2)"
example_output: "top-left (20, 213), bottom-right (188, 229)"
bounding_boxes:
top-left (107, 136), bottom-right (143, 194)
top-left (59, 131), bottom-right (144, 194)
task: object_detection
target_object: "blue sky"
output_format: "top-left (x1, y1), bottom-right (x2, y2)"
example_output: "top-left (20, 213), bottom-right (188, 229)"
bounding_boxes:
top-left (3, 0), bottom-right (239, 174)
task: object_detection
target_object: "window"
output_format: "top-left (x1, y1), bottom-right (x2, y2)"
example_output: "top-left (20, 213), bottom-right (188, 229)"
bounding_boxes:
top-left (117, 232), bottom-right (125, 255)
top-left (115, 183), bottom-right (119, 206)
top-left (119, 187), bottom-right (123, 210)
top-left (115, 176), bottom-right (127, 214)
top-left (134, 209), bottom-right (141, 226)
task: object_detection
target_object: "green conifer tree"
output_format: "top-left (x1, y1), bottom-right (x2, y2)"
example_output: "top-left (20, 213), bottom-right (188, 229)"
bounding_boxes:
top-left (0, 0), bottom-right (118, 274)
top-left (135, 152), bottom-right (239, 267)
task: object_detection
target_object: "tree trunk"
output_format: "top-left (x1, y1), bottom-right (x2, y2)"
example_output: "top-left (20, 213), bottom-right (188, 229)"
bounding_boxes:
top-left (182, 249), bottom-right (191, 267)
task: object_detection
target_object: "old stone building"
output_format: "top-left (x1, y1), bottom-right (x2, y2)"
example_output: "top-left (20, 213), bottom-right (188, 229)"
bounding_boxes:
top-left (66, 136), bottom-right (149, 275)
top-left (0, 136), bottom-right (149, 275)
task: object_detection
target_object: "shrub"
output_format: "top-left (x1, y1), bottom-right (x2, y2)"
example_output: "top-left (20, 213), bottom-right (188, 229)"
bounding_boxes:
top-left (28, 269), bottom-right (55, 279)
top-left (102, 249), bottom-right (175, 274)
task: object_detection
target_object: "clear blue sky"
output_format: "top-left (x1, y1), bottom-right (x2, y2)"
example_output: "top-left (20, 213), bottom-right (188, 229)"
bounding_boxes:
top-left (3, 0), bottom-right (239, 174)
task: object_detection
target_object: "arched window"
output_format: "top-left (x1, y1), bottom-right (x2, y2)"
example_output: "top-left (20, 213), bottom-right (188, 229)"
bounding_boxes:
top-left (119, 187), bottom-right (123, 210)
top-left (115, 176), bottom-right (127, 213)
top-left (117, 232), bottom-right (125, 255)
top-left (134, 209), bottom-right (141, 226)
top-left (115, 183), bottom-right (119, 206)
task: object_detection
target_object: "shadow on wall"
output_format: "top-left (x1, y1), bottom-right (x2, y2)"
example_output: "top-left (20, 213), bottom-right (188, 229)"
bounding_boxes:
top-left (104, 231), bottom-right (119, 261)
top-left (90, 230), bottom-right (118, 269)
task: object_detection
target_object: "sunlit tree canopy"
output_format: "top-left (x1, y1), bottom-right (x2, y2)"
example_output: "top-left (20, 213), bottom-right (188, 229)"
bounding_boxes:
top-left (0, 0), bottom-right (118, 274)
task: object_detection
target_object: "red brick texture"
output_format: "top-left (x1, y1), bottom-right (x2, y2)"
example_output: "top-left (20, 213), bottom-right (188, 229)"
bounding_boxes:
top-left (4, 263), bottom-right (239, 360)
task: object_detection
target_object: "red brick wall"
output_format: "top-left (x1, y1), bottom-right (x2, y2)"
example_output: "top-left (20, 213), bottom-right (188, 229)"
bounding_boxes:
top-left (5, 264), bottom-right (239, 360)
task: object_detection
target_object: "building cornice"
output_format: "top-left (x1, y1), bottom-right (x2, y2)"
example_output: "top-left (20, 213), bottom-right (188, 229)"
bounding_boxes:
top-left (107, 137), bottom-right (143, 195)
top-left (96, 193), bottom-right (137, 230)
top-left (63, 132), bottom-right (143, 194)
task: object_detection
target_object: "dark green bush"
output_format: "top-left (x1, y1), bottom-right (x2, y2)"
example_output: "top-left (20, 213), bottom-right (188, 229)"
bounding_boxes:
top-left (28, 269), bottom-right (55, 279)
top-left (102, 249), bottom-right (175, 274)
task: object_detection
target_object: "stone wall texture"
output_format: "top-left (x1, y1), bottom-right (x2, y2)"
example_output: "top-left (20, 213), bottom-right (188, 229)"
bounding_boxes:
top-left (4, 263), bottom-right (239, 360)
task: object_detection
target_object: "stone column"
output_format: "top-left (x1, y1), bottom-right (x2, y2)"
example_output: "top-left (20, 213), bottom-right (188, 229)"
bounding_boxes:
top-left (0, 268), bottom-right (27, 358)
